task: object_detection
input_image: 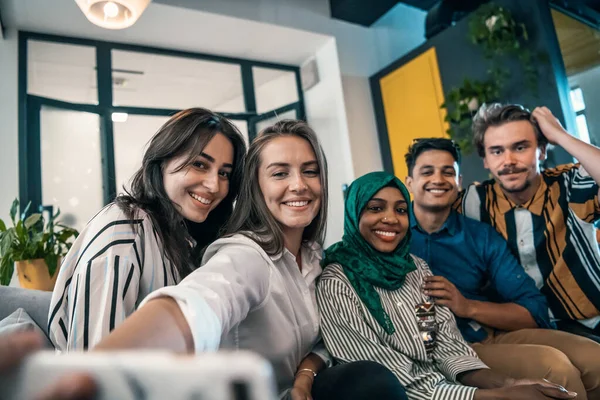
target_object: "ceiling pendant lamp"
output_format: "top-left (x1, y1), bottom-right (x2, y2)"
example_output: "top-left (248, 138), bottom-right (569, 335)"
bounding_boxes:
top-left (75, 0), bottom-right (151, 30)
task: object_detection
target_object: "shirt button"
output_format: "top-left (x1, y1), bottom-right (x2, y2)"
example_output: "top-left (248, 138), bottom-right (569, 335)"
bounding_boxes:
top-left (519, 240), bottom-right (525, 246)
top-left (517, 274), bottom-right (522, 279)
top-left (397, 302), bottom-right (402, 307)
top-left (413, 334), bottom-right (419, 340)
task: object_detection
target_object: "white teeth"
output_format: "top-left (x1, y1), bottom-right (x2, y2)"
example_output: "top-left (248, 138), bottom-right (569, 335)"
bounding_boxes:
top-left (285, 201), bottom-right (309, 207)
top-left (375, 230), bottom-right (397, 237)
top-left (189, 192), bottom-right (212, 205)
top-left (428, 189), bottom-right (446, 194)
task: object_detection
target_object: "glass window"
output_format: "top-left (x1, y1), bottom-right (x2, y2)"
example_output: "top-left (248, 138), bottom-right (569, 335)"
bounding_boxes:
top-left (576, 114), bottom-right (591, 144)
top-left (570, 87), bottom-right (586, 113)
top-left (28, 40), bottom-right (97, 104)
top-left (113, 114), bottom-right (170, 193)
top-left (112, 50), bottom-right (245, 112)
top-left (253, 67), bottom-right (299, 113)
top-left (255, 109), bottom-right (297, 134)
top-left (230, 119), bottom-right (249, 146)
top-left (40, 107), bottom-right (103, 231)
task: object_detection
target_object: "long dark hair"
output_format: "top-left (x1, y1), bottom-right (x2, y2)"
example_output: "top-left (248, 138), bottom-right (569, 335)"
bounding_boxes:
top-left (225, 120), bottom-right (328, 256)
top-left (115, 108), bottom-right (246, 279)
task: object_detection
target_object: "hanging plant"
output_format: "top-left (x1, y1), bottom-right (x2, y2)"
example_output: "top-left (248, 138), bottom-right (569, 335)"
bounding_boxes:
top-left (467, 2), bottom-right (538, 93)
top-left (441, 2), bottom-right (544, 154)
top-left (441, 78), bottom-right (501, 154)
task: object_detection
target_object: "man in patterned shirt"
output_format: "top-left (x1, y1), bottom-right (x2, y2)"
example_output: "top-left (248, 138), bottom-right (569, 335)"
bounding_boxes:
top-left (459, 104), bottom-right (600, 342)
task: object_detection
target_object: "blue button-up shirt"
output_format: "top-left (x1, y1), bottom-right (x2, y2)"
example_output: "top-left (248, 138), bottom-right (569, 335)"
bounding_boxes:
top-left (409, 210), bottom-right (554, 343)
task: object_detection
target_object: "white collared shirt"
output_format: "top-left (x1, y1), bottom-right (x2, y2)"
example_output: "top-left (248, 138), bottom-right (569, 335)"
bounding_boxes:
top-left (140, 233), bottom-right (330, 390)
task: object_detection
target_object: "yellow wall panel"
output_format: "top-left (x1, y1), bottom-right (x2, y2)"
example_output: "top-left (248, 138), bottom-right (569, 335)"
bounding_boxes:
top-left (379, 47), bottom-right (448, 180)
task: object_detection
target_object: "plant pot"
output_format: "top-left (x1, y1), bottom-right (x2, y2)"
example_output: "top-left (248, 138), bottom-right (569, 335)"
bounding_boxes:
top-left (15, 258), bottom-right (61, 291)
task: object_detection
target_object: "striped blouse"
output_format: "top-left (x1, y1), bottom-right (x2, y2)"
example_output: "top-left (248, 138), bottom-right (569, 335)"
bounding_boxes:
top-left (317, 257), bottom-right (489, 400)
top-left (48, 204), bottom-right (180, 351)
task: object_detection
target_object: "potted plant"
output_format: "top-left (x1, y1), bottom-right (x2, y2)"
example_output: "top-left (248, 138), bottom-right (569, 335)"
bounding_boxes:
top-left (0, 199), bottom-right (79, 291)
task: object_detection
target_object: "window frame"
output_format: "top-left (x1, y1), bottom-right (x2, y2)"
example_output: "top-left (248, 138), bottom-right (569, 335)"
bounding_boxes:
top-left (18, 31), bottom-right (305, 213)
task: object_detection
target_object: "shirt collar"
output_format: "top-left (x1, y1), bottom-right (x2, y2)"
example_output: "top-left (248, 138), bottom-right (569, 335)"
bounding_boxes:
top-left (274, 241), bottom-right (322, 263)
top-left (409, 207), bottom-right (458, 236)
top-left (492, 177), bottom-right (547, 216)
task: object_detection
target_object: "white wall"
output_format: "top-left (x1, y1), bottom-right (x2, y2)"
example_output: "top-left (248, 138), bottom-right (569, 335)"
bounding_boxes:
top-left (0, 28), bottom-right (19, 224)
top-left (156, 0), bottom-right (425, 77)
top-left (341, 75), bottom-right (382, 178)
top-left (569, 65), bottom-right (600, 146)
top-left (304, 39), bottom-right (354, 246)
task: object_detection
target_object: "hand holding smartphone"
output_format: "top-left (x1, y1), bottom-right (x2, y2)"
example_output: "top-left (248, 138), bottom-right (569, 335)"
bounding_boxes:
top-left (1, 350), bottom-right (277, 400)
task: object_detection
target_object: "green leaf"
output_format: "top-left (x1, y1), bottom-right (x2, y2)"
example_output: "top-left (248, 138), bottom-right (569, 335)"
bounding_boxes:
top-left (45, 253), bottom-right (59, 277)
top-left (9, 199), bottom-right (18, 224)
top-left (0, 231), bottom-right (15, 256)
top-left (0, 219), bottom-right (6, 232)
top-left (0, 255), bottom-right (14, 286)
top-left (24, 213), bottom-right (42, 229)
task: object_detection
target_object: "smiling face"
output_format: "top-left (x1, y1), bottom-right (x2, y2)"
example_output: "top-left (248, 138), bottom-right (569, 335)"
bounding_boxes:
top-left (162, 132), bottom-right (234, 223)
top-left (359, 186), bottom-right (409, 253)
top-left (482, 120), bottom-right (545, 196)
top-left (406, 149), bottom-right (461, 213)
top-left (258, 136), bottom-right (322, 239)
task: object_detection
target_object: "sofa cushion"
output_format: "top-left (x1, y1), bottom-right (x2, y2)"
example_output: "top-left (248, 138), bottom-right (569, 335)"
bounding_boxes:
top-left (0, 286), bottom-right (52, 337)
top-left (0, 308), bottom-right (53, 348)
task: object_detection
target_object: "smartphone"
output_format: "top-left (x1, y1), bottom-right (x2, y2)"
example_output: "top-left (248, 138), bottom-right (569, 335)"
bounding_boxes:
top-left (0, 350), bottom-right (277, 400)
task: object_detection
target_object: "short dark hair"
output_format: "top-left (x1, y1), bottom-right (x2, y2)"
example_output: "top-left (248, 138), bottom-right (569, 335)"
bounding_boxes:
top-left (405, 138), bottom-right (461, 176)
top-left (472, 103), bottom-right (548, 157)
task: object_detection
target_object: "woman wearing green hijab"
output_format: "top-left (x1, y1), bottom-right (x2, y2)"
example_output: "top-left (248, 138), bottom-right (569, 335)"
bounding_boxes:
top-left (317, 171), bottom-right (576, 400)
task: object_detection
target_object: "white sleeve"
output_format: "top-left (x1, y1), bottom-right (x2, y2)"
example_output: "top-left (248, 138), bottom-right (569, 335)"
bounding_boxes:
top-left (139, 244), bottom-right (271, 352)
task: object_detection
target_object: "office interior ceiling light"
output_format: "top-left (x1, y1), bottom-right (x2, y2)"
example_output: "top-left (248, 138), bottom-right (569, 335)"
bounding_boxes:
top-left (75, 0), bottom-right (151, 29)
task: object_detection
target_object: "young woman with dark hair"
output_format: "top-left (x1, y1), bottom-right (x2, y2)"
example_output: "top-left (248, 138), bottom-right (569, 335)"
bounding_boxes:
top-left (48, 108), bottom-right (246, 351)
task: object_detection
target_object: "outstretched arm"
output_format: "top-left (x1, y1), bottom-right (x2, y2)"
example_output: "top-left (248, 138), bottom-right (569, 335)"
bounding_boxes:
top-left (96, 244), bottom-right (270, 353)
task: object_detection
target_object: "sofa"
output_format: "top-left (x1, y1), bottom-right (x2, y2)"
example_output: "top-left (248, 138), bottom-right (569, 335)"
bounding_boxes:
top-left (0, 285), bottom-right (53, 338)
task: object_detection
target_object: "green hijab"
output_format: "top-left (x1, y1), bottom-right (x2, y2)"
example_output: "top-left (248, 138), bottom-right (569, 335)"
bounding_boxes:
top-left (323, 171), bottom-right (416, 335)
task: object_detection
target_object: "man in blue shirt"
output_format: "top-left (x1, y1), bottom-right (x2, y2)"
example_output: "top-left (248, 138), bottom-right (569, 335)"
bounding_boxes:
top-left (404, 138), bottom-right (600, 398)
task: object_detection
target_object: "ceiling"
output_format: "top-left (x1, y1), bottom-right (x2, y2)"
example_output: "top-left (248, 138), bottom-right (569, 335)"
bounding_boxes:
top-left (329, 0), bottom-right (437, 26)
top-left (552, 8), bottom-right (600, 76)
top-left (1, 0), bottom-right (331, 67)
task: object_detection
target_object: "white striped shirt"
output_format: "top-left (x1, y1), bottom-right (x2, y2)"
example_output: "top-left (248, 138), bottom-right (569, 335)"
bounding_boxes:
top-left (48, 204), bottom-right (180, 351)
top-left (317, 256), bottom-right (489, 400)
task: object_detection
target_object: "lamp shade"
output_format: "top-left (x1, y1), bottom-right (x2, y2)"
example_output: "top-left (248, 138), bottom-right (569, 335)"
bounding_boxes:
top-left (75, 0), bottom-right (151, 29)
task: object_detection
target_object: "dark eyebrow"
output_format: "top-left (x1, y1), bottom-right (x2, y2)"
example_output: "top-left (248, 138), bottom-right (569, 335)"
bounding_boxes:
top-left (396, 200), bottom-right (408, 205)
top-left (511, 140), bottom-right (531, 148)
top-left (200, 152), bottom-right (233, 169)
top-left (266, 160), bottom-right (319, 169)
